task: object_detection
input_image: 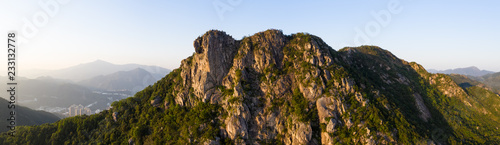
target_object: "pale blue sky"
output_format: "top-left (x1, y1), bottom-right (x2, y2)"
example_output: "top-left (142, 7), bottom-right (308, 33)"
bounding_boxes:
top-left (1, 0), bottom-right (499, 72)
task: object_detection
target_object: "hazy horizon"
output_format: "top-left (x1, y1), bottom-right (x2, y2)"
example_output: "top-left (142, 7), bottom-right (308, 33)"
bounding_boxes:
top-left (12, 59), bottom-right (500, 73)
top-left (1, 1), bottom-right (499, 72)
top-left (17, 59), bottom-right (171, 71)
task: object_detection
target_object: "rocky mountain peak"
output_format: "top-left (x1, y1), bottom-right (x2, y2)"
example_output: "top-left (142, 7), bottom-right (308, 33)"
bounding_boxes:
top-left (188, 30), bottom-right (239, 103)
top-left (6, 30), bottom-right (500, 145)
top-left (175, 30), bottom-right (365, 144)
top-left (120, 30), bottom-right (500, 144)
top-left (194, 30), bottom-right (236, 54)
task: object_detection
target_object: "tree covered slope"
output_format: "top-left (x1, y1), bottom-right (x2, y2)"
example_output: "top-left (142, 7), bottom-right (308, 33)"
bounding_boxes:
top-left (1, 30), bottom-right (499, 144)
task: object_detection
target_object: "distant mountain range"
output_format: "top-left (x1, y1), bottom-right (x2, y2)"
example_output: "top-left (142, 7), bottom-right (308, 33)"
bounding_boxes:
top-left (0, 60), bottom-right (171, 118)
top-left (469, 72), bottom-right (500, 94)
top-left (0, 76), bottom-right (127, 116)
top-left (427, 66), bottom-right (495, 76)
top-left (4, 30), bottom-right (499, 144)
top-left (427, 67), bottom-right (500, 94)
top-left (78, 68), bottom-right (157, 92)
top-left (23, 60), bottom-right (171, 82)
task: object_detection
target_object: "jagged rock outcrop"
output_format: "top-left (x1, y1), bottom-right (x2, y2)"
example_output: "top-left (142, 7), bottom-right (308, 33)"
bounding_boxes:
top-left (5, 29), bottom-right (500, 145)
top-left (90, 30), bottom-right (500, 144)
top-left (160, 29), bottom-right (443, 144)
top-left (161, 29), bottom-right (444, 144)
top-left (112, 112), bottom-right (119, 122)
top-left (413, 93), bottom-right (431, 121)
top-left (172, 30), bottom-right (358, 144)
top-left (150, 96), bottom-right (162, 107)
top-left (191, 30), bottom-right (238, 103)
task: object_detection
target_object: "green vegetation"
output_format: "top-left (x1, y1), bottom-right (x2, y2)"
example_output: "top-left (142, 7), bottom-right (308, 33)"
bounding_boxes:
top-left (290, 88), bottom-right (311, 122)
top-left (478, 72), bottom-right (500, 93)
top-left (0, 68), bottom-right (224, 145)
top-left (1, 31), bottom-right (499, 144)
top-left (290, 32), bottom-right (311, 46)
top-left (336, 46), bottom-right (500, 144)
top-left (218, 85), bottom-right (234, 97)
top-left (449, 74), bottom-right (483, 89)
top-left (0, 98), bottom-right (60, 133)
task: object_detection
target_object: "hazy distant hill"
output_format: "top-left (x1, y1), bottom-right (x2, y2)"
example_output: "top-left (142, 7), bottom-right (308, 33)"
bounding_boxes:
top-left (481, 72), bottom-right (500, 91)
top-left (0, 60), bottom-right (169, 117)
top-left (468, 72), bottom-right (500, 94)
top-left (428, 68), bottom-right (500, 94)
top-left (0, 76), bottom-right (127, 116)
top-left (0, 97), bottom-right (60, 133)
top-left (78, 68), bottom-right (157, 93)
top-left (428, 66), bottom-right (495, 76)
top-left (24, 60), bottom-right (170, 82)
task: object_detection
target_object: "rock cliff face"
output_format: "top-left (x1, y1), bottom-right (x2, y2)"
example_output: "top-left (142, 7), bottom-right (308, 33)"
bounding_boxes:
top-left (147, 30), bottom-right (418, 144)
top-left (175, 30), bottom-right (357, 144)
top-left (150, 29), bottom-right (500, 144)
top-left (4, 29), bottom-right (500, 145)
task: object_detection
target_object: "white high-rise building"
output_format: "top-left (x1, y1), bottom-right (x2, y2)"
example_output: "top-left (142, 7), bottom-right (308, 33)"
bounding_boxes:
top-left (68, 104), bottom-right (92, 117)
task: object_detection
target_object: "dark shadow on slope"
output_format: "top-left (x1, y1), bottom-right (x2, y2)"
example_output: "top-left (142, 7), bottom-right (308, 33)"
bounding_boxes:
top-left (337, 46), bottom-right (455, 143)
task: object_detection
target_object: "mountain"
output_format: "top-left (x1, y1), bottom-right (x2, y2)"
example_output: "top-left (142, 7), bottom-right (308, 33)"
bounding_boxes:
top-left (428, 66), bottom-right (495, 77)
top-left (472, 72), bottom-right (500, 94)
top-left (0, 97), bottom-right (60, 133)
top-left (78, 68), bottom-right (157, 93)
top-left (427, 67), bottom-right (500, 94)
top-left (0, 65), bottom-right (166, 117)
top-left (448, 74), bottom-right (484, 89)
top-left (26, 60), bottom-right (170, 82)
top-left (0, 76), bottom-right (128, 116)
top-left (447, 74), bottom-right (500, 123)
top-left (2, 30), bottom-right (500, 144)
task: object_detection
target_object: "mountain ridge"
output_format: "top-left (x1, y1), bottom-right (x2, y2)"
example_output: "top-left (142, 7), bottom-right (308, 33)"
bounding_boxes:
top-left (428, 66), bottom-right (495, 77)
top-left (472, 72), bottom-right (500, 94)
top-left (0, 76), bottom-right (129, 117)
top-left (22, 60), bottom-right (171, 81)
top-left (78, 68), bottom-right (157, 93)
top-left (1, 29), bottom-right (499, 144)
